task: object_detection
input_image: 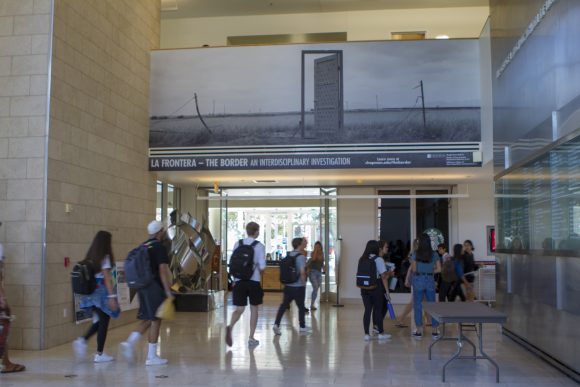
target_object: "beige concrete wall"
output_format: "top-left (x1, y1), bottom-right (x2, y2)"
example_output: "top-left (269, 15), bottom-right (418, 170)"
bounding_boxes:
top-left (0, 0), bottom-right (51, 351)
top-left (161, 7), bottom-right (489, 48)
top-left (44, 0), bottom-right (160, 348)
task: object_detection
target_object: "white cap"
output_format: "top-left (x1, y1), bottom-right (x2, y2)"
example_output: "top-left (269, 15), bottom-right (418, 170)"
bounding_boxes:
top-left (147, 220), bottom-right (164, 235)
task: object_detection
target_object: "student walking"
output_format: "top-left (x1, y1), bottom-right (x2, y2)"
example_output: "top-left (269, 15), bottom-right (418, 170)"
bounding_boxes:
top-left (394, 238), bottom-right (418, 328)
top-left (439, 244), bottom-right (468, 302)
top-left (225, 222), bottom-right (266, 348)
top-left (462, 240), bottom-right (478, 301)
top-left (374, 240), bottom-right (392, 330)
top-left (273, 237), bottom-right (309, 335)
top-left (411, 233), bottom-right (441, 339)
top-left (73, 231), bottom-right (120, 362)
top-left (307, 241), bottom-right (324, 311)
top-left (120, 220), bottom-right (174, 366)
top-left (357, 240), bottom-right (391, 341)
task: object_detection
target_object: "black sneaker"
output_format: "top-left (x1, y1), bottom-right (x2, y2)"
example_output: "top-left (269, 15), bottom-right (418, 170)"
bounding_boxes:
top-left (411, 331), bottom-right (423, 339)
top-left (432, 331), bottom-right (441, 340)
top-left (225, 326), bottom-right (233, 347)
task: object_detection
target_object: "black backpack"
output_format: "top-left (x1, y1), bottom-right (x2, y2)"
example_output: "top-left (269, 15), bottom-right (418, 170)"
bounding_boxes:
top-left (71, 260), bottom-right (97, 295)
top-left (356, 256), bottom-right (378, 290)
top-left (229, 240), bottom-right (258, 280)
top-left (280, 252), bottom-right (301, 284)
top-left (124, 242), bottom-right (154, 289)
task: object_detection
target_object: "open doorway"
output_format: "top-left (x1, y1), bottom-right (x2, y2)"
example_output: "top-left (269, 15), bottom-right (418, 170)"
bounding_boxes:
top-left (208, 188), bottom-right (338, 303)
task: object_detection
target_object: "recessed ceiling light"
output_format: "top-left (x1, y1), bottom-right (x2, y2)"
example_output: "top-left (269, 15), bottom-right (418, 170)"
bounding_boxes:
top-left (435, 35), bottom-right (450, 39)
top-left (253, 179), bottom-right (278, 183)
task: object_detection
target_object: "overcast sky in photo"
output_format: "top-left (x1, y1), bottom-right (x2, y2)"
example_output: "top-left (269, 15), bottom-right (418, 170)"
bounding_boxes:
top-left (150, 39), bottom-right (480, 116)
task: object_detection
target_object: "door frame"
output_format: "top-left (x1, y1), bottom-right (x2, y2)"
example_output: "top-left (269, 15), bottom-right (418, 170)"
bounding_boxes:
top-left (301, 50), bottom-right (344, 139)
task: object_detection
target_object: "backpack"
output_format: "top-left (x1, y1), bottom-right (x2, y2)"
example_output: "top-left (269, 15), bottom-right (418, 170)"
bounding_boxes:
top-left (228, 240), bottom-right (258, 280)
top-left (71, 260), bottom-right (97, 295)
top-left (124, 242), bottom-right (154, 289)
top-left (441, 259), bottom-right (458, 283)
top-left (280, 252), bottom-right (301, 284)
top-left (356, 256), bottom-right (378, 290)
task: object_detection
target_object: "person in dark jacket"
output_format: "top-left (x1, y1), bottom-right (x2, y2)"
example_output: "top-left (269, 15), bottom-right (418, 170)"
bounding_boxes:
top-left (462, 239), bottom-right (478, 301)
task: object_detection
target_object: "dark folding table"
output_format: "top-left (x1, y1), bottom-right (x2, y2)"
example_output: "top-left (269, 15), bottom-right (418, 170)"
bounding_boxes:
top-left (423, 302), bottom-right (507, 383)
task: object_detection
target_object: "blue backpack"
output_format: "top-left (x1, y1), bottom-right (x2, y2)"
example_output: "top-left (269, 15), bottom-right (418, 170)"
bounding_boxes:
top-left (124, 242), bottom-right (154, 289)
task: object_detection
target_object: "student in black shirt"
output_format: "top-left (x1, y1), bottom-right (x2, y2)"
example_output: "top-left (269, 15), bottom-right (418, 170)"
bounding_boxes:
top-left (120, 221), bottom-right (174, 366)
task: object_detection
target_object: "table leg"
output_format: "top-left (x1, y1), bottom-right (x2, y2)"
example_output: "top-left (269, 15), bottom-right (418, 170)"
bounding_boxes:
top-left (442, 323), bottom-right (464, 382)
top-left (462, 333), bottom-right (477, 360)
top-left (477, 322), bottom-right (500, 383)
top-left (428, 323), bottom-right (445, 360)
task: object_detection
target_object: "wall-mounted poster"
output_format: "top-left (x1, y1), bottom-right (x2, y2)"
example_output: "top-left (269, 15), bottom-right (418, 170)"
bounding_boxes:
top-left (149, 40), bottom-right (481, 171)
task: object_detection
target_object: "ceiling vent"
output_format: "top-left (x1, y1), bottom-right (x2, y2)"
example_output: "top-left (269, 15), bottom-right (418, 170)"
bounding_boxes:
top-left (161, 0), bottom-right (178, 11)
top-left (253, 179), bottom-right (278, 184)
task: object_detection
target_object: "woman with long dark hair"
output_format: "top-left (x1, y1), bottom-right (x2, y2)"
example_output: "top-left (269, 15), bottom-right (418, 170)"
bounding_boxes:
top-left (307, 241), bottom-right (324, 311)
top-left (358, 240), bottom-right (391, 341)
top-left (410, 233), bottom-right (441, 339)
top-left (462, 239), bottom-right (478, 301)
top-left (73, 231), bottom-right (120, 362)
top-left (439, 243), bottom-right (467, 302)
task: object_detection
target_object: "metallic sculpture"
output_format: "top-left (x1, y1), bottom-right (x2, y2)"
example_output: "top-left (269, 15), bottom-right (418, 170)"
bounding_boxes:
top-left (168, 211), bottom-right (217, 292)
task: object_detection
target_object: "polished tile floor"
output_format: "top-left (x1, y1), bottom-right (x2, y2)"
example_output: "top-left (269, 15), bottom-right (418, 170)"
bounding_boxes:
top-left (2, 294), bottom-right (577, 387)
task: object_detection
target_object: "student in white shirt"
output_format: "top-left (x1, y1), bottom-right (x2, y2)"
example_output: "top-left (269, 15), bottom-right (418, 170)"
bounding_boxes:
top-left (225, 222), bottom-right (266, 348)
top-left (73, 231), bottom-right (120, 363)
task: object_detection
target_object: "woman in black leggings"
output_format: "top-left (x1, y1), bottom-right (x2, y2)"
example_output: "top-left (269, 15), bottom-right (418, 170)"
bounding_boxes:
top-left (358, 240), bottom-right (391, 341)
top-left (73, 231), bottom-right (120, 362)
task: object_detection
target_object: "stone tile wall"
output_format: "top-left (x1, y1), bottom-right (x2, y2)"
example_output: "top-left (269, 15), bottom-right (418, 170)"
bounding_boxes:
top-left (45, 0), bottom-right (160, 348)
top-left (0, 0), bottom-right (51, 350)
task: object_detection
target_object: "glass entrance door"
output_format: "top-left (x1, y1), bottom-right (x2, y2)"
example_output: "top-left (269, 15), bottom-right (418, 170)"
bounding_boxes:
top-left (208, 188), bottom-right (339, 302)
top-left (377, 188), bottom-right (450, 293)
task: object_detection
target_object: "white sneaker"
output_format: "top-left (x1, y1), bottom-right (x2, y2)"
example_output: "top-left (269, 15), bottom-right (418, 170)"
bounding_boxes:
top-left (248, 338), bottom-right (259, 347)
top-left (299, 326), bottom-right (311, 334)
top-left (73, 337), bottom-right (87, 359)
top-left (377, 333), bottom-right (392, 340)
top-left (119, 341), bottom-right (135, 362)
top-left (272, 324), bottom-right (281, 336)
top-left (146, 356), bottom-right (168, 366)
top-left (364, 334), bottom-right (371, 341)
top-left (94, 353), bottom-right (114, 363)
top-left (372, 327), bottom-right (379, 335)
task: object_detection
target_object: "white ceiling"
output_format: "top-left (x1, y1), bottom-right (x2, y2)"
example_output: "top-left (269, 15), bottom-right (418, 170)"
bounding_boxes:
top-left (155, 162), bottom-right (494, 188)
top-left (161, 0), bottom-right (489, 19)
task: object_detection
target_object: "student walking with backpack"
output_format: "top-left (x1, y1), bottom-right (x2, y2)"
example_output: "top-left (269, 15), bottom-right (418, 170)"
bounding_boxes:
top-left (73, 231), bottom-right (120, 362)
top-left (273, 237), bottom-right (309, 335)
top-left (439, 244), bottom-right (467, 302)
top-left (120, 220), bottom-right (174, 366)
top-left (225, 222), bottom-right (266, 348)
top-left (411, 233), bottom-right (441, 339)
top-left (356, 240), bottom-right (391, 341)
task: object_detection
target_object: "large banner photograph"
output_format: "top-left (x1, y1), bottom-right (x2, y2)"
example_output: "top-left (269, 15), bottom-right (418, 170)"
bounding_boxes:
top-left (149, 39), bottom-right (481, 170)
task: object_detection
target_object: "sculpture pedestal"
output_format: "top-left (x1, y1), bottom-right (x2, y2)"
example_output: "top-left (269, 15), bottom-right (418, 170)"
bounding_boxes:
top-left (174, 290), bottom-right (224, 312)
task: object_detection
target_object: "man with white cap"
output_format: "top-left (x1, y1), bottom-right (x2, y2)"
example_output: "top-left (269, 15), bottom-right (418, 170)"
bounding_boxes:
top-left (120, 220), bottom-right (174, 366)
